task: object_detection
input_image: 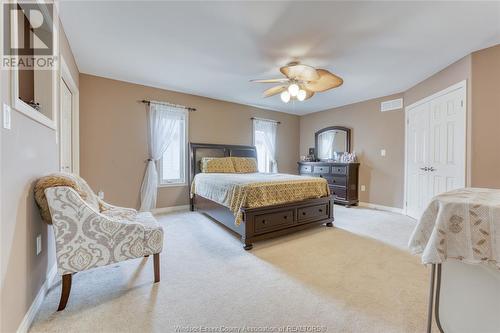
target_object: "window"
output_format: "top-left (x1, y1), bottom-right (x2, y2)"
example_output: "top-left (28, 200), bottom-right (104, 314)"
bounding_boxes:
top-left (159, 110), bottom-right (187, 185)
top-left (253, 118), bottom-right (278, 173)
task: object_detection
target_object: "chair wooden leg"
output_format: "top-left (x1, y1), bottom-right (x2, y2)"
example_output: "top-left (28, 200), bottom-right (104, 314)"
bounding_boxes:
top-left (153, 253), bottom-right (160, 283)
top-left (58, 274), bottom-right (72, 311)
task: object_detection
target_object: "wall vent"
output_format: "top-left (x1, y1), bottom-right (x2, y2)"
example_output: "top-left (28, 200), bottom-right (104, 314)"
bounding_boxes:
top-left (381, 98), bottom-right (403, 112)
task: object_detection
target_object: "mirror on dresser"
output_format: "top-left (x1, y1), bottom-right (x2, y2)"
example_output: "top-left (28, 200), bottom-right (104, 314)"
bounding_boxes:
top-left (315, 126), bottom-right (351, 161)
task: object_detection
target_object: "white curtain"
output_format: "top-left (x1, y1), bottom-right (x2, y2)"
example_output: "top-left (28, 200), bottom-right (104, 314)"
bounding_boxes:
top-left (140, 102), bottom-right (182, 211)
top-left (254, 119), bottom-right (278, 173)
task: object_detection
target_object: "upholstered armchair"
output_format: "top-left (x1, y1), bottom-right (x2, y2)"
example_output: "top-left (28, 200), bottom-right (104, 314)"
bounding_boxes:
top-left (35, 173), bottom-right (163, 311)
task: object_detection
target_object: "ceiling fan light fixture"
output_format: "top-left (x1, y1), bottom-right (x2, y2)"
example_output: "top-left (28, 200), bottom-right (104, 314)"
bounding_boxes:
top-left (288, 83), bottom-right (299, 97)
top-left (297, 89), bottom-right (307, 101)
top-left (280, 90), bottom-right (291, 103)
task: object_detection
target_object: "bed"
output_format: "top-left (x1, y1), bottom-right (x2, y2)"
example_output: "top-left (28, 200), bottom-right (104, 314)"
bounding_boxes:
top-left (189, 143), bottom-right (334, 250)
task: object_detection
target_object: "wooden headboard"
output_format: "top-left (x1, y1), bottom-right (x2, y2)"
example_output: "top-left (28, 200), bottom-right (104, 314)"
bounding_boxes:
top-left (189, 142), bottom-right (257, 182)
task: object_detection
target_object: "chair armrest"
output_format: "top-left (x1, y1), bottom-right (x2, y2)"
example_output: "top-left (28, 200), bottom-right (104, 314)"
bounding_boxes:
top-left (45, 186), bottom-right (147, 275)
top-left (98, 198), bottom-right (137, 214)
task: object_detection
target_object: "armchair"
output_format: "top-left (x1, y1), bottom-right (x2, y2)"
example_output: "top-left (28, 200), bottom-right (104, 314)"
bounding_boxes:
top-left (41, 182), bottom-right (163, 311)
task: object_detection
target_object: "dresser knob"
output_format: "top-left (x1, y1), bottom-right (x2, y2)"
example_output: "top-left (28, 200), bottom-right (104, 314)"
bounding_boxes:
top-left (283, 215), bottom-right (287, 219)
top-left (302, 212), bottom-right (306, 216)
top-left (262, 220), bottom-right (266, 224)
top-left (319, 209), bottom-right (323, 213)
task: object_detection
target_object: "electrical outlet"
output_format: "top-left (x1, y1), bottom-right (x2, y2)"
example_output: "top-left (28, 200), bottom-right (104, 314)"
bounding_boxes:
top-left (36, 235), bottom-right (42, 255)
top-left (380, 149), bottom-right (386, 157)
top-left (361, 185), bottom-right (366, 192)
top-left (3, 103), bottom-right (11, 129)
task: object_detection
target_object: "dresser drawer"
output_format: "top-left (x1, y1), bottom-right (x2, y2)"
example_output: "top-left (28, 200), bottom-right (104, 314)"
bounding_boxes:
top-left (330, 176), bottom-right (346, 186)
top-left (313, 165), bottom-right (330, 174)
top-left (299, 165), bottom-right (312, 173)
top-left (297, 203), bottom-right (329, 221)
top-left (254, 210), bottom-right (294, 233)
top-left (330, 185), bottom-right (347, 199)
top-left (332, 166), bottom-right (347, 175)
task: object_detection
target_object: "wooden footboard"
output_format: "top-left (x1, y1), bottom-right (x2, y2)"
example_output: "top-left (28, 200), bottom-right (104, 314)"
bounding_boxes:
top-left (193, 195), bottom-right (334, 250)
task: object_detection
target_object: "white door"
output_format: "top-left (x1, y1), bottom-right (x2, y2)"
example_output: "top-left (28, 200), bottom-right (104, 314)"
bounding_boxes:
top-left (60, 79), bottom-right (73, 172)
top-left (406, 82), bottom-right (466, 219)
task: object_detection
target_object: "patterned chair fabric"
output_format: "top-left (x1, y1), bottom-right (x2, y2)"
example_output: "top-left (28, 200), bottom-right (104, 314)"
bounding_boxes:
top-left (45, 186), bottom-right (163, 275)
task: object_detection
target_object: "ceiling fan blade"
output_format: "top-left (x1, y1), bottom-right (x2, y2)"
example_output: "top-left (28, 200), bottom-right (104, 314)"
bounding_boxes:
top-left (263, 85), bottom-right (287, 97)
top-left (280, 64), bottom-right (320, 81)
top-left (303, 69), bottom-right (343, 92)
top-left (250, 78), bottom-right (290, 84)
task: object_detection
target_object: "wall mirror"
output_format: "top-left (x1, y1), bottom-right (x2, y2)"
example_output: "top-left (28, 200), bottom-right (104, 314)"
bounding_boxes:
top-left (315, 126), bottom-right (351, 161)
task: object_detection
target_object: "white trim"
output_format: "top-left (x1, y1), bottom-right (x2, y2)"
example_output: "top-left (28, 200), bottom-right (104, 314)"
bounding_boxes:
top-left (16, 264), bottom-right (57, 333)
top-left (403, 80), bottom-right (467, 216)
top-left (358, 202), bottom-right (404, 214)
top-left (151, 205), bottom-right (190, 215)
top-left (59, 56), bottom-right (80, 175)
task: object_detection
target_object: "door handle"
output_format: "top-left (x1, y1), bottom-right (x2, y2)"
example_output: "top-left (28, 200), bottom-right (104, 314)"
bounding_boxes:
top-left (420, 167), bottom-right (429, 171)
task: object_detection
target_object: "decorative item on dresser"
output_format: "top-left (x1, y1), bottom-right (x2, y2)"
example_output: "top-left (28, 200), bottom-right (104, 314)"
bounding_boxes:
top-left (298, 161), bottom-right (359, 207)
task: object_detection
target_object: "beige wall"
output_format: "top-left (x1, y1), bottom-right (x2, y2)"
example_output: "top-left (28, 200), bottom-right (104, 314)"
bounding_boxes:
top-left (300, 94), bottom-right (405, 208)
top-left (79, 74), bottom-right (300, 209)
top-left (403, 56), bottom-right (471, 107)
top-left (0, 26), bottom-right (79, 332)
top-left (471, 44), bottom-right (500, 188)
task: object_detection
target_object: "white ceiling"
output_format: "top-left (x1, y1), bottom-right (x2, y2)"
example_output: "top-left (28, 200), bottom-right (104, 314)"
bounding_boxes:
top-left (59, 1), bottom-right (500, 115)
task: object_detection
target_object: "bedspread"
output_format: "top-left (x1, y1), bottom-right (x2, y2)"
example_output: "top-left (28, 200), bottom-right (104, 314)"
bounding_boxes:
top-left (191, 173), bottom-right (330, 225)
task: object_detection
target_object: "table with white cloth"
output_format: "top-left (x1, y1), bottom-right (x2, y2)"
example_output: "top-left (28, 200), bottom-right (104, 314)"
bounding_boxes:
top-left (409, 188), bottom-right (500, 333)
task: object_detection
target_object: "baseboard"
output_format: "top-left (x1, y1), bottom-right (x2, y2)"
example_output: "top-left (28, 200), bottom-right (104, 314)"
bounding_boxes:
top-left (358, 202), bottom-right (403, 214)
top-left (16, 264), bottom-right (57, 333)
top-left (152, 204), bottom-right (190, 215)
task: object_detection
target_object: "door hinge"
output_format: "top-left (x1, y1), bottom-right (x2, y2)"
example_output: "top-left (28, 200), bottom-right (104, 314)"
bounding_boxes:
top-left (461, 100), bottom-right (464, 107)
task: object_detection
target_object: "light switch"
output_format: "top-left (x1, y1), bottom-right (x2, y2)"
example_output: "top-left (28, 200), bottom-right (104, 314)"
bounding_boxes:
top-left (361, 185), bottom-right (366, 192)
top-left (36, 235), bottom-right (42, 255)
top-left (3, 103), bottom-right (11, 129)
top-left (380, 149), bottom-right (386, 157)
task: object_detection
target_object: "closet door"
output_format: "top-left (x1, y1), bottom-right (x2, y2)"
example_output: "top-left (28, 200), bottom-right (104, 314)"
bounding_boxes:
top-left (405, 82), bottom-right (466, 220)
top-left (406, 102), bottom-right (431, 220)
top-left (428, 88), bottom-right (466, 198)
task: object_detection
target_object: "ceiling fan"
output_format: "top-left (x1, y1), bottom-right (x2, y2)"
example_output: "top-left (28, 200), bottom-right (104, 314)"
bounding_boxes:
top-left (251, 62), bottom-right (343, 103)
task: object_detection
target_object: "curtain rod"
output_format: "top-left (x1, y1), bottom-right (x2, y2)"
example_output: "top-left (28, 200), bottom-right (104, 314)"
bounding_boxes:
top-left (140, 99), bottom-right (196, 112)
top-left (251, 117), bottom-right (281, 124)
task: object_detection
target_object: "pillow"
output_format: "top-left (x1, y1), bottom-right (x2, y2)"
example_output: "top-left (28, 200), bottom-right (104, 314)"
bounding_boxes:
top-left (200, 157), bottom-right (236, 173)
top-left (34, 172), bottom-right (100, 224)
top-left (232, 157), bottom-right (258, 173)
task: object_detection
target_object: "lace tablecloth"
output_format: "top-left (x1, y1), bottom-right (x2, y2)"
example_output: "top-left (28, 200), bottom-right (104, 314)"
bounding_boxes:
top-left (409, 188), bottom-right (500, 269)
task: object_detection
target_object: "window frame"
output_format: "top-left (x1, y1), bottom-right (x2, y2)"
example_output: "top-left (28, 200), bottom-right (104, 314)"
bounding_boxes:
top-left (158, 109), bottom-right (188, 187)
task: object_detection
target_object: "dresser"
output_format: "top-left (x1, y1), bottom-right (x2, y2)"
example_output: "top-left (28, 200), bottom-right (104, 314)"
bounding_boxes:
top-left (298, 161), bottom-right (360, 207)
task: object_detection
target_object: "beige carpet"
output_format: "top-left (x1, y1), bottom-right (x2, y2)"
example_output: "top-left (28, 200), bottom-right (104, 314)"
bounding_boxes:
top-left (30, 206), bottom-right (430, 333)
